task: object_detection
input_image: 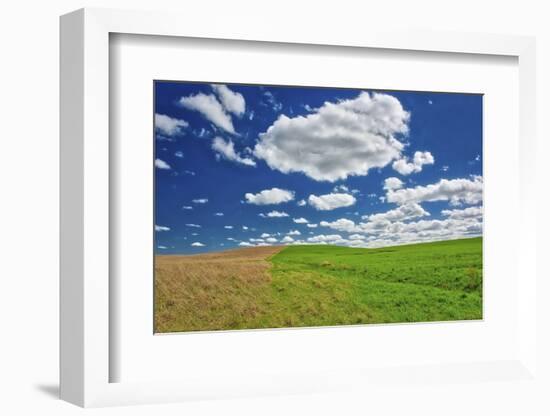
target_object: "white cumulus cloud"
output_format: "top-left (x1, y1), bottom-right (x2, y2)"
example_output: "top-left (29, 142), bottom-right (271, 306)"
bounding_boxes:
top-left (308, 193), bottom-right (356, 211)
top-left (253, 92), bottom-right (409, 182)
top-left (155, 225), bottom-right (170, 232)
top-left (365, 202), bottom-right (430, 223)
top-left (293, 217), bottom-right (309, 224)
top-left (245, 188), bottom-right (294, 205)
top-left (191, 242), bottom-right (205, 247)
top-left (386, 176), bottom-right (483, 206)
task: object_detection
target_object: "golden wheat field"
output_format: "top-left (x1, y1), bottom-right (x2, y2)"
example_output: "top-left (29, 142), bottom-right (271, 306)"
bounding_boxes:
top-left (154, 246), bottom-right (283, 333)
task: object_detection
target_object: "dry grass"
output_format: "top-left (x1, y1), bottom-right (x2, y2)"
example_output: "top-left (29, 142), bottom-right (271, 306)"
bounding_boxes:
top-left (155, 246), bottom-right (283, 333)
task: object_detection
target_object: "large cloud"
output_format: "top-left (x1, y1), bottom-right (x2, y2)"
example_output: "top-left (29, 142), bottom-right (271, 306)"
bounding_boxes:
top-left (308, 193), bottom-right (356, 210)
top-left (253, 92), bottom-right (410, 182)
top-left (212, 137), bottom-right (256, 166)
top-left (392, 151), bottom-right (434, 175)
top-left (179, 93), bottom-right (236, 134)
top-left (386, 176), bottom-right (483, 206)
top-left (155, 113), bottom-right (188, 137)
top-left (245, 187), bottom-right (294, 205)
top-left (211, 84), bottom-right (246, 116)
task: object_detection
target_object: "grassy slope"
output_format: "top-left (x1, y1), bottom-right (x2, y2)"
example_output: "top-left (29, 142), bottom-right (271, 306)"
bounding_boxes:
top-left (155, 237), bottom-right (482, 332)
top-left (265, 237), bottom-right (482, 328)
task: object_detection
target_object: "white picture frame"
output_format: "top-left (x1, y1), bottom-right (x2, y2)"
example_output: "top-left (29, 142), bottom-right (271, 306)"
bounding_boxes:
top-left (60, 7), bottom-right (538, 408)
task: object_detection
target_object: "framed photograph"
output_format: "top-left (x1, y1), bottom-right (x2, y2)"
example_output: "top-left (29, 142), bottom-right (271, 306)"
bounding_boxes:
top-left (60, 8), bottom-right (539, 408)
top-left (153, 81), bottom-right (483, 334)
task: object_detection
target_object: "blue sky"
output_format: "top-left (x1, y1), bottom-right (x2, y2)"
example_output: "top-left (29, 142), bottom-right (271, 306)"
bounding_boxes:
top-left (154, 81), bottom-right (482, 254)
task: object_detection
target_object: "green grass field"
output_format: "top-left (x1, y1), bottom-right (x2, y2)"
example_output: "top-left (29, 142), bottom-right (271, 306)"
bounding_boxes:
top-left (155, 237), bottom-right (482, 332)
top-left (265, 237), bottom-right (482, 328)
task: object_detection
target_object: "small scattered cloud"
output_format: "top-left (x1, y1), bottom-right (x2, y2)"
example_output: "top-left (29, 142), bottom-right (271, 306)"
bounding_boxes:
top-left (441, 206), bottom-right (483, 220)
top-left (211, 84), bottom-right (246, 116)
top-left (363, 202), bottom-right (430, 222)
top-left (392, 151), bottom-right (434, 175)
top-left (192, 198), bottom-right (208, 204)
top-left (182, 206), bottom-right (193, 210)
top-left (155, 225), bottom-right (170, 232)
top-left (281, 236), bottom-right (295, 243)
top-left (155, 113), bottom-right (188, 137)
top-left (259, 210), bottom-right (289, 218)
top-left (155, 158), bottom-right (171, 170)
top-left (185, 223), bottom-right (201, 228)
top-left (191, 242), bottom-right (205, 247)
top-left (212, 137), bottom-right (256, 167)
top-left (383, 177), bottom-right (404, 191)
top-left (174, 151), bottom-right (184, 158)
top-left (297, 199), bottom-right (306, 206)
top-left (263, 91), bottom-right (283, 112)
top-left (308, 193), bottom-right (356, 211)
top-left (214, 212), bottom-right (224, 216)
top-left (307, 234), bottom-right (343, 243)
top-left (287, 230), bottom-right (301, 236)
top-left (179, 93), bottom-right (236, 134)
top-left (224, 225), bottom-right (234, 229)
top-left (293, 217), bottom-right (309, 224)
top-left (306, 223), bottom-right (318, 228)
top-left (245, 188), bottom-right (295, 205)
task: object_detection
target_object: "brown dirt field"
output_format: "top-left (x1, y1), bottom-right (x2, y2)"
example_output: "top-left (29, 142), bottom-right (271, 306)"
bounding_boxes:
top-left (154, 246), bottom-right (284, 333)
